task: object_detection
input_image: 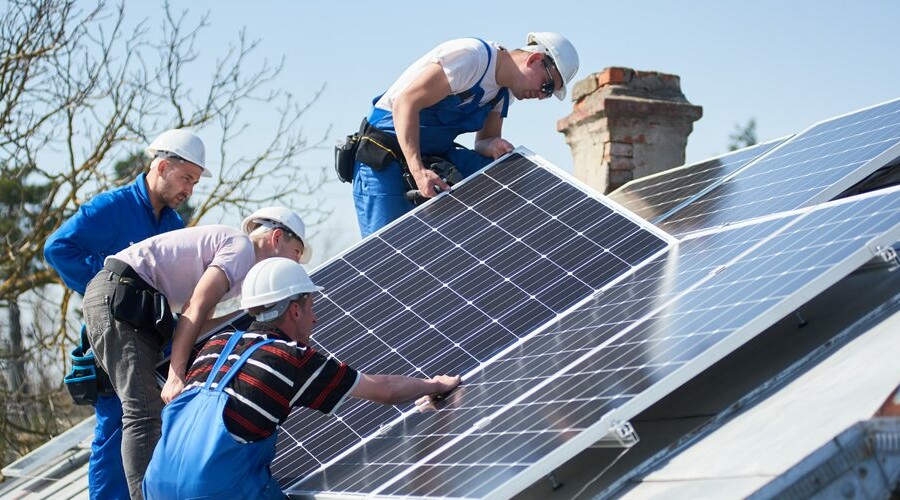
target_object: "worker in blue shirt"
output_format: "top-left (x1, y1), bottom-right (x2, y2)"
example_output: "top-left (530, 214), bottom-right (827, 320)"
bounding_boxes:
top-left (351, 32), bottom-right (579, 237)
top-left (43, 128), bottom-right (209, 500)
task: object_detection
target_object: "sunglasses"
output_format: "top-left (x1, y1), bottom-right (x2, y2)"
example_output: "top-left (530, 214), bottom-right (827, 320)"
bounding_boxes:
top-left (540, 57), bottom-right (556, 98)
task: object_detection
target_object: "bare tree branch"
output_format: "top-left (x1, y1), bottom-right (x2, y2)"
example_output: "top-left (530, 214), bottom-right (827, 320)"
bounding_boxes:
top-left (0, 0), bottom-right (330, 467)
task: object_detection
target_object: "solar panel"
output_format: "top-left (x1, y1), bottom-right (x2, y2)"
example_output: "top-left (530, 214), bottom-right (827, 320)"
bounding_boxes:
top-left (609, 138), bottom-right (788, 223)
top-left (661, 98), bottom-right (900, 235)
top-left (288, 184), bottom-right (900, 499)
top-left (270, 148), bottom-right (673, 486)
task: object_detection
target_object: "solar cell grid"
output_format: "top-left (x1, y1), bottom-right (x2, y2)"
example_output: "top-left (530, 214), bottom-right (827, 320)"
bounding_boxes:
top-left (290, 185), bottom-right (900, 499)
top-left (609, 138), bottom-right (788, 222)
top-left (269, 149), bottom-right (671, 486)
top-left (662, 98), bottom-right (900, 235)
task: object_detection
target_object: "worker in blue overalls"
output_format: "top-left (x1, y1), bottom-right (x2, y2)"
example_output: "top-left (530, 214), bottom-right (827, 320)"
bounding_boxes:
top-left (44, 128), bottom-right (208, 500)
top-left (142, 257), bottom-right (460, 499)
top-left (352, 32), bottom-right (579, 237)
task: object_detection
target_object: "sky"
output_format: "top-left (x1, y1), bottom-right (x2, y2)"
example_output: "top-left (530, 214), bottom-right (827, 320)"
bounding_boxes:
top-left (126, 0), bottom-right (900, 263)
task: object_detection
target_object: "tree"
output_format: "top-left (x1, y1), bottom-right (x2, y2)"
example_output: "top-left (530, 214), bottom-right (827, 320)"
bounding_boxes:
top-left (728, 118), bottom-right (758, 151)
top-left (0, 0), bottom-right (329, 468)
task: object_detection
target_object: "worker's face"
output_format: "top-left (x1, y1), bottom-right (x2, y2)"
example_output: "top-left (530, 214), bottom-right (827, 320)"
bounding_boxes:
top-left (295, 295), bottom-right (317, 344)
top-left (273, 230), bottom-right (306, 263)
top-left (157, 159), bottom-right (202, 209)
top-left (513, 53), bottom-right (561, 101)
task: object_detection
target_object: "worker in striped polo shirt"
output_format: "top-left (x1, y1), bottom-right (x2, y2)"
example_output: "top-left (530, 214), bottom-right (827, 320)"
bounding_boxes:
top-left (143, 257), bottom-right (461, 499)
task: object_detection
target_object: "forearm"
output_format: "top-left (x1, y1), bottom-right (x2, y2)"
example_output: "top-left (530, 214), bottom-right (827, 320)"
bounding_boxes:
top-left (370, 374), bottom-right (444, 404)
top-left (167, 312), bottom-right (203, 379)
top-left (393, 100), bottom-right (427, 174)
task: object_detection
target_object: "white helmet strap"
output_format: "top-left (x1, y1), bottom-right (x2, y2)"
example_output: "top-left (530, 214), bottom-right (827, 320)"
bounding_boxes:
top-left (248, 219), bottom-right (297, 240)
top-left (254, 293), bottom-right (306, 322)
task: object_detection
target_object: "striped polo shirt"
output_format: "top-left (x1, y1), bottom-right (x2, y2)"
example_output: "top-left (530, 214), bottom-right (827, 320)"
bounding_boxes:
top-left (183, 323), bottom-right (360, 442)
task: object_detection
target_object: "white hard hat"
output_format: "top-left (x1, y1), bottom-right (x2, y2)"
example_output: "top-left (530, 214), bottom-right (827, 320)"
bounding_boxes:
top-left (525, 32), bottom-right (579, 101)
top-left (241, 206), bottom-right (314, 264)
top-left (241, 257), bottom-right (323, 322)
top-left (146, 128), bottom-right (210, 178)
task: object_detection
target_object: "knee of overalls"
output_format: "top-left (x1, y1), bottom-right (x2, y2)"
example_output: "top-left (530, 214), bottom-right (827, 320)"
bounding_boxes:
top-left (444, 146), bottom-right (493, 178)
top-left (353, 160), bottom-right (415, 237)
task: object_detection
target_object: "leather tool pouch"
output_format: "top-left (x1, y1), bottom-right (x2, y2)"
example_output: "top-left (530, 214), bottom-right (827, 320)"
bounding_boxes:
top-left (111, 278), bottom-right (154, 329)
top-left (111, 278), bottom-right (175, 345)
top-left (356, 121), bottom-right (404, 171)
top-left (334, 129), bottom-right (361, 183)
top-left (153, 292), bottom-right (175, 344)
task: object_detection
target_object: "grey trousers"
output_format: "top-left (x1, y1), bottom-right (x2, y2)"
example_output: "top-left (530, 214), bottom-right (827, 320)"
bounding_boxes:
top-left (83, 270), bottom-right (163, 500)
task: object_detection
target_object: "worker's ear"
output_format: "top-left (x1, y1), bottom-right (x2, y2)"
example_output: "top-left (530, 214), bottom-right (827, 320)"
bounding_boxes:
top-left (289, 299), bottom-right (303, 320)
top-left (526, 51), bottom-right (543, 67)
top-left (269, 228), bottom-right (284, 248)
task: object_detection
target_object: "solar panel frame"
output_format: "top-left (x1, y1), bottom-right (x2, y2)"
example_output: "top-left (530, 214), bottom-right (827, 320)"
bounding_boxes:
top-left (289, 184), bottom-right (900, 499)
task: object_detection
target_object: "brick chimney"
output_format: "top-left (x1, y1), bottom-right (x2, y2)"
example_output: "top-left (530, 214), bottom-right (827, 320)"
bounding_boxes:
top-left (557, 67), bottom-right (703, 194)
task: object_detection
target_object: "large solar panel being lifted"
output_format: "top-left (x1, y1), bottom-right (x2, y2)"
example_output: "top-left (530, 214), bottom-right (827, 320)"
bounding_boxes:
top-left (609, 138), bottom-right (787, 223)
top-left (270, 149), bottom-right (673, 486)
top-left (290, 185), bottom-right (900, 499)
top-left (661, 98), bottom-right (900, 235)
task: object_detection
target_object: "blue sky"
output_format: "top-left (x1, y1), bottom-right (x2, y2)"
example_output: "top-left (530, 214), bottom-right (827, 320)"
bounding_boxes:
top-left (128, 0), bottom-right (900, 261)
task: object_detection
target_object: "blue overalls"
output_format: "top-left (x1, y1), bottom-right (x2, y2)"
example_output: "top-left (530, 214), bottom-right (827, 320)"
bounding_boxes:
top-left (353, 38), bottom-right (511, 237)
top-left (142, 332), bottom-right (284, 499)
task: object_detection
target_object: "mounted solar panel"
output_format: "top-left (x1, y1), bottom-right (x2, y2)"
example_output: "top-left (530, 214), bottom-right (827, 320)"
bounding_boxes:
top-left (609, 137), bottom-right (787, 223)
top-left (289, 185), bottom-right (900, 499)
top-left (660, 98), bottom-right (900, 235)
top-left (269, 148), bottom-right (674, 486)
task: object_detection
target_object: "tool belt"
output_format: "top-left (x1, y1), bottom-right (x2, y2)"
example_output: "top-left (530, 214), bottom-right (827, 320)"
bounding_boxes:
top-left (64, 324), bottom-right (114, 405)
top-left (105, 258), bottom-right (176, 346)
top-left (338, 118), bottom-right (463, 205)
top-left (335, 118), bottom-right (406, 183)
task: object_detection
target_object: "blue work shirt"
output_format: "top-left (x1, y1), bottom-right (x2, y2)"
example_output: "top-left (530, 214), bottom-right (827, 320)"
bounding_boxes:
top-left (44, 173), bottom-right (185, 295)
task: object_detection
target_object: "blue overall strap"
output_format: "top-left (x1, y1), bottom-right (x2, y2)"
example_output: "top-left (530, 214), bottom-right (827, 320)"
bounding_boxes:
top-left (203, 330), bottom-right (246, 390)
top-left (454, 38), bottom-right (493, 103)
top-left (211, 338), bottom-right (277, 393)
top-left (472, 38), bottom-right (492, 86)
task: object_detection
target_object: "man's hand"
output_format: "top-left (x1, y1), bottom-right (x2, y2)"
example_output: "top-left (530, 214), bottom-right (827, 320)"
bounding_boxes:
top-left (412, 166), bottom-right (451, 198)
top-left (478, 137), bottom-right (514, 160)
top-left (161, 372), bottom-right (185, 404)
top-left (416, 374), bottom-right (462, 412)
top-left (432, 374), bottom-right (462, 392)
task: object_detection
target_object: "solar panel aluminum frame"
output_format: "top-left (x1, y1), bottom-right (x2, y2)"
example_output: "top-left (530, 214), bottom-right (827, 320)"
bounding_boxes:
top-left (474, 186), bottom-right (900, 500)
top-left (281, 146), bottom-right (676, 492)
top-left (666, 98), bottom-right (900, 235)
